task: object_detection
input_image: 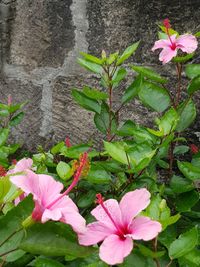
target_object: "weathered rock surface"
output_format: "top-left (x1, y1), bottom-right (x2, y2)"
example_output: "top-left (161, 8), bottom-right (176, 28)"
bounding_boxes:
top-left (0, 0), bottom-right (200, 150)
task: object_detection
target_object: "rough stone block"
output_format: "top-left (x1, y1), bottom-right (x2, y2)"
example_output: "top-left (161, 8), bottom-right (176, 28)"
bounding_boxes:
top-left (87, 0), bottom-right (200, 63)
top-left (0, 77), bottom-right (43, 150)
top-left (9, 0), bottom-right (74, 69)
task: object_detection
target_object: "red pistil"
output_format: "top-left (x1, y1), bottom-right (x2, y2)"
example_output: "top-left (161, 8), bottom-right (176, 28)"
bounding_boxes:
top-left (190, 144), bottom-right (199, 154)
top-left (0, 165), bottom-right (7, 177)
top-left (96, 193), bottom-right (126, 239)
top-left (12, 159), bottom-right (17, 165)
top-left (163, 18), bottom-right (171, 30)
top-left (65, 137), bottom-right (71, 147)
top-left (46, 152), bottom-right (89, 209)
top-left (163, 18), bottom-right (176, 50)
top-left (7, 94), bottom-right (12, 106)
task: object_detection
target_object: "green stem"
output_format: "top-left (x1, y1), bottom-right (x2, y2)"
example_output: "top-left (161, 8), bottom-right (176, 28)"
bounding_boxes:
top-left (165, 260), bottom-right (173, 267)
top-left (107, 83), bottom-right (113, 141)
top-left (153, 237), bottom-right (161, 267)
top-left (175, 63), bottom-right (182, 107)
top-left (168, 63), bottom-right (183, 179)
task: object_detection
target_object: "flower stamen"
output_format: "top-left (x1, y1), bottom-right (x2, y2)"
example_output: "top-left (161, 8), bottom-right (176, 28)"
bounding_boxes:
top-left (163, 18), bottom-right (176, 50)
top-left (46, 152), bottom-right (89, 209)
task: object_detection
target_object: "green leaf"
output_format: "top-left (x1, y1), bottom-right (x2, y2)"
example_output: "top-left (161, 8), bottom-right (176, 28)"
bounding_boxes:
top-left (121, 250), bottom-right (155, 267)
top-left (72, 89), bottom-right (101, 113)
top-left (116, 41), bottom-right (140, 65)
top-left (159, 225), bottom-right (177, 249)
top-left (0, 176), bottom-right (11, 203)
top-left (51, 141), bottom-right (65, 155)
top-left (77, 190), bottom-right (96, 208)
top-left (56, 161), bottom-right (72, 180)
top-left (142, 195), bottom-right (161, 220)
top-left (0, 109), bottom-right (9, 117)
top-left (83, 87), bottom-right (108, 100)
top-left (173, 145), bottom-right (189, 155)
top-left (187, 75), bottom-right (200, 95)
top-left (173, 53), bottom-right (194, 63)
top-left (4, 254), bottom-right (34, 267)
top-left (0, 128), bottom-right (9, 147)
top-left (117, 120), bottom-right (137, 136)
top-left (137, 244), bottom-right (165, 258)
top-left (65, 252), bottom-right (108, 266)
top-left (95, 160), bottom-right (124, 173)
top-left (132, 66), bottom-right (167, 83)
top-left (192, 155), bottom-right (200, 169)
top-left (176, 99), bottom-right (196, 132)
top-left (77, 58), bottom-right (102, 74)
top-left (157, 108), bottom-right (179, 135)
top-left (0, 197), bottom-right (34, 262)
top-left (178, 161), bottom-right (200, 181)
top-left (162, 214), bottom-right (180, 230)
top-left (179, 248), bottom-right (200, 267)
top-left (159, 25), bottom-right (179, 36)
top-left (94, 102), bottom-right (117, 134)
top-left (86, 164), bottom-right (111, 184)
top-left (79, 52), bottom-right (102, 65)
top-left (8, 102), bottom-right (26, 114)
top-left (169, 227), bottom-right (198, 259)
top-left (195, 31), bottom-right (200, 37)
top-left (170, 175), bottom-right (194, 193)
top-left (7, 143), bottom-right (20, 154)
top-left (9, 112), bottom-right (24, 127)
top-left (34, 257), bottom-right (65, 267)
top-left (157, 159), bottom-right (169, 169)
top-left (185, 64), bottom-right (200, 79)
top-left (104, 141), bottom-right (129, 165)
top-left (158, 31), bottom-right (167, 39)
top-left (175, 190), bottom-right (199, 212)
top-left (20, 222), bottom-right (96, 258)
top-left (107, 52), bottom-right (119, 65)
top-left (142, 195), bottom-right (179, 230)
top-left (117, 120), bottom-right (156, 144)
top-left (127, 143), bottom-right (156, 171)
top-left (60, 144), bottom-right (90, 159)
top-left (138, 81), bottom-right (170, 112)
top-left (122, 74), bottom-right (142, 104)
top-left (112, 68), bottom-right (127, 87)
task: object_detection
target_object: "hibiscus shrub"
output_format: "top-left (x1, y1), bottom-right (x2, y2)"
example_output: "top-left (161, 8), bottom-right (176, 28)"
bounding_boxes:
top-left (0, 19), bottom-right (200, 267)
top-left (0, 96), bottom-right (25, 168)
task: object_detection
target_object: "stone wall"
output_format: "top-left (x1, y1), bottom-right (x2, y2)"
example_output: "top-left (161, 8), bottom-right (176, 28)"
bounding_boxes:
top-left (0, 0), bottom-right (200, 150)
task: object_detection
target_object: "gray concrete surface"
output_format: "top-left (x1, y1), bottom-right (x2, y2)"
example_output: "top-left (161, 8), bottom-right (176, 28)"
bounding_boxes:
top-left (0, 0), bottom-right (200, 150)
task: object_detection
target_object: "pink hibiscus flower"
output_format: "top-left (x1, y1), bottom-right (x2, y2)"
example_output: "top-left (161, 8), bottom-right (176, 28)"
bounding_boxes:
top-left (78, 189), bottom-right (162, 265)
top-left (7, 158), bottom-right (33, 175)
top-left (152, 19), bottom-right (198, 64)
top-left (10, 153), bottom-right (89, 233)
top-left (7, 158), bottom-right (33, 205)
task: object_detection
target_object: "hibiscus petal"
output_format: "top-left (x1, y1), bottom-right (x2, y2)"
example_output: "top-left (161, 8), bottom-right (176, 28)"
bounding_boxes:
top-left (152, 39), bottom-right (170, 51)
top-left (37, 174), bottom-right (64, 206)
top-left (119, 189), bottom-right (150, 226)
top-left (129, 216), bottom-right (162, 241)
top-left (91, 199), bottom-right (122, 229)
top-left (78, 221), bottom-right (114, 245)
top-left (8, 158), bottom-right (33, 175)
top-left (62, 207), bottom-right (86, 234)
top-left (176, 34), bottom-right (198, 54)
top-left (15, 158), bottom-right (33, 172)
top-left (41, 208), bottom-right (62, 223)
top-left (99, 234), bottom-right (133, 265)
top-left (10, 169), bottom-right (40, 197)
top-left (159, 47), bottom-right (177, 64)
